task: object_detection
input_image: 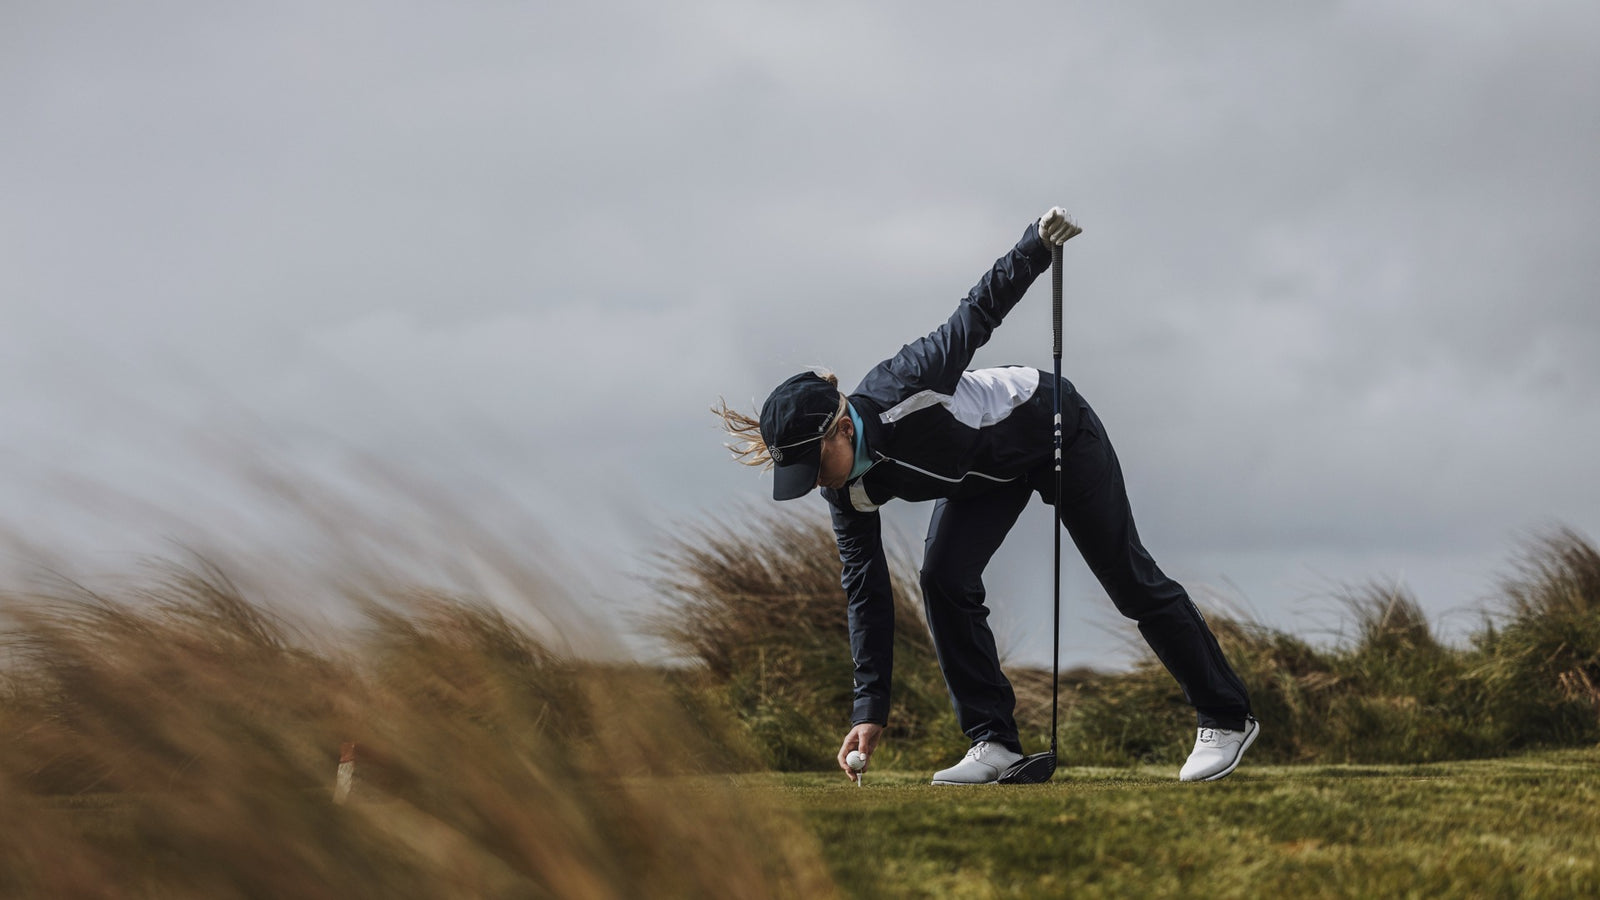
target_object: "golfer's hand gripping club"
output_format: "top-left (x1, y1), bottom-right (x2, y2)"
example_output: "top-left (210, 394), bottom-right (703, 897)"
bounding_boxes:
top-left (838, 722), bottom-right (882, 783)
top-left (1038, 206), bottom-right (1082, 245)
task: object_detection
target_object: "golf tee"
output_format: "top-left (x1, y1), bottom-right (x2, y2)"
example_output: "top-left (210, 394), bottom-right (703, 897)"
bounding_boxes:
top-left (333, 742), bottom-right (356, 804)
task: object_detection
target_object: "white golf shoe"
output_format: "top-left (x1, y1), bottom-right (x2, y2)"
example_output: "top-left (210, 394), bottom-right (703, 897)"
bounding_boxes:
top-left (1179, 717), bottom-right (1260, 782)
top-left (931, 741), bottom-right (1022, 785)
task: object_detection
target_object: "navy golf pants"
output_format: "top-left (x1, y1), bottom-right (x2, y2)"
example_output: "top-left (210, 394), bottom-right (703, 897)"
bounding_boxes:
top-left (920, 384), bottom-right (1252, 753)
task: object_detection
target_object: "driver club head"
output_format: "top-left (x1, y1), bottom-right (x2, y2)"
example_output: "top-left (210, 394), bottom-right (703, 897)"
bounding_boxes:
top-left (996, 751), bottom-right (1057, 785)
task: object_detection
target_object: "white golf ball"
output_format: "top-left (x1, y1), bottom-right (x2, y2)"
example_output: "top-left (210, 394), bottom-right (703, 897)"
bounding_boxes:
top-left (846, 750), bottom-right (867, 771)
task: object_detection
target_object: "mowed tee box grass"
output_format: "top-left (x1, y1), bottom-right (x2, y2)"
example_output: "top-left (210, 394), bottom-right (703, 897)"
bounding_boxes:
top-left (777, 749), bottom-right (1600, 899)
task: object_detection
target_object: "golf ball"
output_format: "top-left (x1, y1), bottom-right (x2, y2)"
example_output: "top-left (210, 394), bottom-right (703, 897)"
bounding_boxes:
top-left (846, 750), bottom-right (867, 771)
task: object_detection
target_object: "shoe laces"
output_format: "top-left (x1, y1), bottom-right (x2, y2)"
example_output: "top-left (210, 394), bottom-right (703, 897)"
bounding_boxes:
top-left (965, 741), bottom-right (992, 761)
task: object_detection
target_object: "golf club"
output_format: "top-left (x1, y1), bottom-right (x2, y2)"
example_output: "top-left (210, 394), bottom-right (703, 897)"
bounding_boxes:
top-left (998, 238), bottom-right (1066, 785)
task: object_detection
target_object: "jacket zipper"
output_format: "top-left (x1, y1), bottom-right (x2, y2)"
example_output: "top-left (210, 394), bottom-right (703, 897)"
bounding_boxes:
top-left (879, 455), bottom-right (1016, 485)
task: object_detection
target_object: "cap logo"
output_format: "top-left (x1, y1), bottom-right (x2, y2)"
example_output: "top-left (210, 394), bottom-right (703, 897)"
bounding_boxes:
top-left (767, 407), bottom-right (841, 465)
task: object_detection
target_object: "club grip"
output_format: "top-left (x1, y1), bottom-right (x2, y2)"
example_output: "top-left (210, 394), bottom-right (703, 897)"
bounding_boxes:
top-left (1051, 243), bottom-right (1063, 359)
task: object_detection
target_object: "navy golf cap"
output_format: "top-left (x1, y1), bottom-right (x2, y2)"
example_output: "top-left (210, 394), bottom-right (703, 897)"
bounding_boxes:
top-left (759, 371), bottom-right (842, 501)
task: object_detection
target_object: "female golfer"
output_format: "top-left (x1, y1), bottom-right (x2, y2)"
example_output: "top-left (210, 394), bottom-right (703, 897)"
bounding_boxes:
top-left (717, 207), bottom-right (1256, 784)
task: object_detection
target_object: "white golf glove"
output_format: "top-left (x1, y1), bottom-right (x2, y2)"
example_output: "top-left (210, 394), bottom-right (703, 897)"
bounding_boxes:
top-left (1038, 207), bottom-right (1082, 245)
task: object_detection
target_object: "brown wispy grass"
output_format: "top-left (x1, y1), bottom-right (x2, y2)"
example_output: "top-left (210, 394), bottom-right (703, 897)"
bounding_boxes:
top-left (1472, 525), bottom-right (1600, 747)
top-left (1049, 528), bottom-right (1600, 766)
top-left (0, 546), bottom-right (836, 899)
top-left (655, 510), bottom-right (1600, 772)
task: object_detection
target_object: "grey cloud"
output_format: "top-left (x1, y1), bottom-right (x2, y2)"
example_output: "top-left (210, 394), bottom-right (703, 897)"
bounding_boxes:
top-left (5, 1), bottom-right (1599, 667)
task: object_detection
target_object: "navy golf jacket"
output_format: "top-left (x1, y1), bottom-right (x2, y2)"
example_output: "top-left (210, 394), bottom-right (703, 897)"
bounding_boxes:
top-left (820, 221), bottom-right (1059, 726)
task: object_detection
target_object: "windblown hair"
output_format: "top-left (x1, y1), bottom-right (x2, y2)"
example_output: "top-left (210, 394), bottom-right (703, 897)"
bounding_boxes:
top-left (714, 370), bottom-right (846, 471)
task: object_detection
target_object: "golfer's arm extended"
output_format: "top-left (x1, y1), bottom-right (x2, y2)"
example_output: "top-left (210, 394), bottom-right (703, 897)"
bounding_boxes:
top-left (831, 505), bottom-right (894, 726)
top-left (873, 222), bottom-right (1053, 394)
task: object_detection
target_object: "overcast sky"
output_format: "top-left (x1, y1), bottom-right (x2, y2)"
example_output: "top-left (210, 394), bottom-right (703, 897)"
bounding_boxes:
top-left (4, 1), bottom-right (1598, 668)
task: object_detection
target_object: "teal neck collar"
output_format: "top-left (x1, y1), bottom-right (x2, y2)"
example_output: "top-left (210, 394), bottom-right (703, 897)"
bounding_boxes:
top-left (847, 402), bottom-right (875, 481)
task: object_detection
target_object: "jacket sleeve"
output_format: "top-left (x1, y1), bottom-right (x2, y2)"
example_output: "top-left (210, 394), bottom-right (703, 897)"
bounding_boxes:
top-left (869, 221), bottom-right (1053, 396)
top-left (828, 496), bottom-right (895, 726)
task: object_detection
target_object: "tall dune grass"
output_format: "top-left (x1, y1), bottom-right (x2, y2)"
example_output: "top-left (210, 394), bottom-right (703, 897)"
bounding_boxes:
top-left (1472, 526), bottom-right (1600, 748)
top-left (0, 547), bottom-right (835, 898)
top-left (1038, 533), bottom-right (1598, 766)
top-left (656, 511), bottom-right (1600, 771)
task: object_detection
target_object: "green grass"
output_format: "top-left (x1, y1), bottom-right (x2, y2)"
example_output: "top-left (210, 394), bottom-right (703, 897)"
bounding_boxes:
top-left (763, 747), bottom-right (1600, 899)
top-left (35, 750), bottom-right (1600, 898)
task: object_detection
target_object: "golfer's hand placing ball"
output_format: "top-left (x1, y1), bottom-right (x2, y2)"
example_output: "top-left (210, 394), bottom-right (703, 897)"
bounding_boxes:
top-left (838, 723), bottom-right (882, 784)
top-left (1038, 206), bottom-right (1082, 245)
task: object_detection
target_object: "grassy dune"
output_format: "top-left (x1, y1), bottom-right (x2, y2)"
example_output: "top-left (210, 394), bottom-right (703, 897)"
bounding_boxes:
top-left (786, 749), bottom-right (1600, 898)
top-left (1, 500), bottom-right (1596, 897)
top-left (0, 551), bottom-right (834, 898)
top-left (657, 513), bottom-right (1600, 770)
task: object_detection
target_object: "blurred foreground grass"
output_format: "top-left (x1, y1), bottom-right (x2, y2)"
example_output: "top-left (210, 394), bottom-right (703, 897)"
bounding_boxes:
top-left (780, 747), bottom-right (1600, 899)
top-left (0, 551), bottom-right (835, 898)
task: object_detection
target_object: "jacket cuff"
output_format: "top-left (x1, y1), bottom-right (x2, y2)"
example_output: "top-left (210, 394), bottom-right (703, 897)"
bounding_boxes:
top-left (1020, 221), bottom-right (1051, 259)
top-left (851, 696), bottom-right (889, 726)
